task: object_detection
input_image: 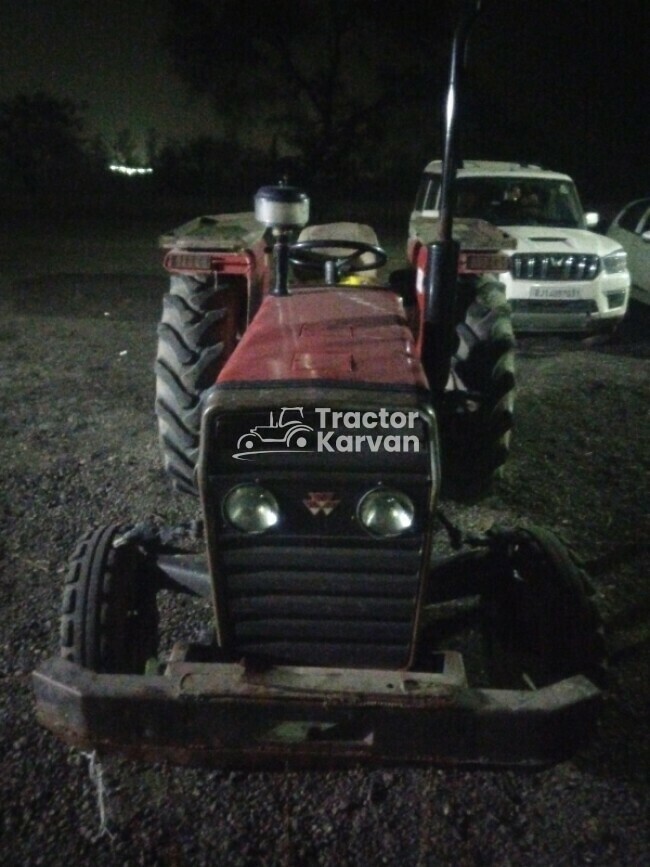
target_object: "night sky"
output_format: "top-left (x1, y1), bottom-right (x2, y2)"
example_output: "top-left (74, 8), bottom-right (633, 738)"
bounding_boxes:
top-left (0, 0), bottom-right (216, 155)
top-left (0, 0), bottom-right (647, 203)
top-left (467, 0), bottom-right (648, 203)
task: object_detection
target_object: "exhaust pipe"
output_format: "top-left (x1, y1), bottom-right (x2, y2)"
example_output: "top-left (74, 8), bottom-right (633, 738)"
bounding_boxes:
top-left (421, 1), bottom-right (483, 399)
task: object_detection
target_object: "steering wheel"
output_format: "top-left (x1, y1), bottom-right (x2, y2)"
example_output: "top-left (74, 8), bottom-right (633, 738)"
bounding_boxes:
top-left (289, 240), bottom-right (387, 285)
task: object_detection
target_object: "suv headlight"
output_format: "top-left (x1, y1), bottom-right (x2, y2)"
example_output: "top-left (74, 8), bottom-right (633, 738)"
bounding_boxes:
top-left (602, 250), bottom-right (628, 274)
top-left (358, 489), bottom-right (415, 537)
top-left (223, 484), bottom-right (280, 533)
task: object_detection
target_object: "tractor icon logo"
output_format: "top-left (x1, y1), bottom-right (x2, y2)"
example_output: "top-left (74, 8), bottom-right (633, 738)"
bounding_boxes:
top-left (235, 407), bottom-right (314, 459)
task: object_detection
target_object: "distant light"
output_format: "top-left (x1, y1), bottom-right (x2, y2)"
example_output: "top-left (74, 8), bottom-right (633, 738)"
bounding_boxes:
top-left (109, 164), bottom-right (154, 176)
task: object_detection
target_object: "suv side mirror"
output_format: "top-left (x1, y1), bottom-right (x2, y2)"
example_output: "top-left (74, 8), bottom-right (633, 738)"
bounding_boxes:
top-left (585, 212), bottom-right (600, 228)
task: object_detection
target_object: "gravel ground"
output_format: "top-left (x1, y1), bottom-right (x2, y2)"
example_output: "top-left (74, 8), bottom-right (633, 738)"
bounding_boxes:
top-left (0, 215), bottom-right (648, 866)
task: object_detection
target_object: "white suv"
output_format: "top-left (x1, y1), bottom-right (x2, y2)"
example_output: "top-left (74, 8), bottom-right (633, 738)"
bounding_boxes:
top-left (410, 160), bottom-right (630, 332)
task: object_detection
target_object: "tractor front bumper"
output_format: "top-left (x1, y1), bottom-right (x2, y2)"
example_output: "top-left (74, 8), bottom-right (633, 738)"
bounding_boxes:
top-left (33, 651), bottom-right (600, 769)
top-left (34, 652), bottom-right (599, 769)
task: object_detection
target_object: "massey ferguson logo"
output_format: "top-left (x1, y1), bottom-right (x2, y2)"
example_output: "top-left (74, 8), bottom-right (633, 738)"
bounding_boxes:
top-left (233, 406), bottom-right (420, 460)
top-left (303, 492), bottom-right (341, 516)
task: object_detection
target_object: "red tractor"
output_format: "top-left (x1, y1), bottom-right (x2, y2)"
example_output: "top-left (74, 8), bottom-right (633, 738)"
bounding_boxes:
top-left (34, 2), bottom-right (603, 767)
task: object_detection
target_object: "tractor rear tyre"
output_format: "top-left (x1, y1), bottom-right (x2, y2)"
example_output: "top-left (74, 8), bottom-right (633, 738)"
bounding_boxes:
top-left (155, 274), bottom-right (241, 495)
top-left (482, 526), bottom-right (605, 689)
top-left (60, 524), bottom-right (159, 673)
top-left (442, 275), bottom-right (516, 499)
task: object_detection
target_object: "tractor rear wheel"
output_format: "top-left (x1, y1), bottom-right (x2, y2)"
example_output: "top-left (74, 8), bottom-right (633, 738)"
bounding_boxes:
top-left (441, 275), bottom-right (516, 499)
top-left (481, 526), bottom-right (606, 689)
top-left (60, 524), bottom-right (159, 673)
top-left (155, 274), bottom-right (241, 495)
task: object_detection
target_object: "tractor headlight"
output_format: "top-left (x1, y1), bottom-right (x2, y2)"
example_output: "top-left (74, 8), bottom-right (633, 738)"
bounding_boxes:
top-left (223, 484), bottom-right (280, 533)
top-left (602, 250), bottom-right (628, 274)
top-left (358, 489), bottom-right (415, 537)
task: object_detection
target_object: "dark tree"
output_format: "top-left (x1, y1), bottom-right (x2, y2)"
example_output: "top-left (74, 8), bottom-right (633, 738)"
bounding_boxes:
top-left (112, 128), bottom-right (140, 167)
top-left (155, 136), bottom-right (244, 193)
top-left (0, 92), bottom-right (96, 193)
top-left (163, 0), bottom-right (455, 188)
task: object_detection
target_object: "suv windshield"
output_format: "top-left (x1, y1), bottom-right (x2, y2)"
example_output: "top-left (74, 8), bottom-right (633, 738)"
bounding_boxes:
top-left (417, 175), bottom-right (585, 229)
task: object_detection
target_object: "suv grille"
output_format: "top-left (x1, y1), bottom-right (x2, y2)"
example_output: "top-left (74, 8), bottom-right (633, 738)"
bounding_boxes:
top-left (510, 253), bottom-right (600, 281)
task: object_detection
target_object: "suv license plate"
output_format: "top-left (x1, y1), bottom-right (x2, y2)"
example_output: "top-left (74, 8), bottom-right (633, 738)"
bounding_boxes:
top-left (530, 286), bottom-right (582, 300)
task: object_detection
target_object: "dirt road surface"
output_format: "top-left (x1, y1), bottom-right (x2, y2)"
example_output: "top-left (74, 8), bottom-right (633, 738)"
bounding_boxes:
top-left (0, 215), bottom-right (648, 865)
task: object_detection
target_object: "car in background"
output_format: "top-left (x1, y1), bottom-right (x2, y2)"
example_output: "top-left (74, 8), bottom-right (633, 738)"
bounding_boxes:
top-left (607, 198), bottom-right (650, 304)
top-left (410, 160), bottom-right (631, 333)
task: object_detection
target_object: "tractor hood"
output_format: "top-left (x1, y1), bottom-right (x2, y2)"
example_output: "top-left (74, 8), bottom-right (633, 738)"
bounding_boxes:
top-left (215, 287), bottom-right (428, 390)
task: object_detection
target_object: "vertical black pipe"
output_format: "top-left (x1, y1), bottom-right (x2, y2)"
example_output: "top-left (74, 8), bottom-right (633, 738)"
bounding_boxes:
top-left (272, 232), bottom-right (290, 296)
top-left (421, 1), bottom-right (483, 400)
top-left (421, 240), bottom-right (460, 396)
top-left (439, 0), bottom-right (483, 243)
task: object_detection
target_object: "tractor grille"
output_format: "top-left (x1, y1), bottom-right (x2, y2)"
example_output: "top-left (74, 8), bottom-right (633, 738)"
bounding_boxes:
top-left (221, 545), bottom-right (422, 668)
top-left (510, 253), bottom-right (600, 281)
top-left (203, 394), bottom-right (435, 670)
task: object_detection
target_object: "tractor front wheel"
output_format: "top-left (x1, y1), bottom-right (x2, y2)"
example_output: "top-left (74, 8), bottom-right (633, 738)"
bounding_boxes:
top-left (481, 526), bottom-right (605, 689)
top-left (59, 524), bottom-right (159, 673)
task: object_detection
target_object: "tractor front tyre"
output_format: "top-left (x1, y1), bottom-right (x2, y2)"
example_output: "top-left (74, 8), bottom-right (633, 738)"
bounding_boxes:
top-left (60, 525), bottom-right (159, 674)
top-left (481, 526), bottom-right (606, 689)
top-left (442, 275), bottom-right (516, 499)
top-left (155, 274), bottom-right (241, 495)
